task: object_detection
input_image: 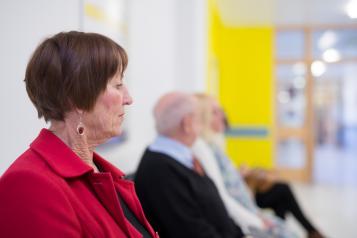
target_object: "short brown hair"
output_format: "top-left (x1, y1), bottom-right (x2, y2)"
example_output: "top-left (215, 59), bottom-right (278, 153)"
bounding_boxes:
top-left (25, 31), bottom-right (128, 122)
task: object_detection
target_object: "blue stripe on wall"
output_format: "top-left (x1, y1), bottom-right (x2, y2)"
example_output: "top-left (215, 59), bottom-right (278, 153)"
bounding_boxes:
top-left (225, 127), bottom-right (269, 138)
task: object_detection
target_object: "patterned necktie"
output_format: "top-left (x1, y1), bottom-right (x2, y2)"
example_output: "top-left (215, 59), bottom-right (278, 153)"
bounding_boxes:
top-left (192, 156), bottom-right (205, 176)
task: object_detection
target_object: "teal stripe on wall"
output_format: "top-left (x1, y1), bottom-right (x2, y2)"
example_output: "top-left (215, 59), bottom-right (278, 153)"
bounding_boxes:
top-left (225, 127), bottom-right (269, 138)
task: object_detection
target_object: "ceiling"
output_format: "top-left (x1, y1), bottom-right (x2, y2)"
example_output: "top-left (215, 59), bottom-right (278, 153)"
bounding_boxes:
top-left (217, 0), bottom-right (357, 26)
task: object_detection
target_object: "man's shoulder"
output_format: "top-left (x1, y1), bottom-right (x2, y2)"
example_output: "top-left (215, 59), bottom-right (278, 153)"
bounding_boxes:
top-left (139, 149), bottom-right (181, 169)
top-left (136, 149), bottom-right (194, 182)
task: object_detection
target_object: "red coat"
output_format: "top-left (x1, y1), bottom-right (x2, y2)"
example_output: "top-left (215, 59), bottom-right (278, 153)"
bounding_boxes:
top-left (0, 129), bottom-right (158, 238)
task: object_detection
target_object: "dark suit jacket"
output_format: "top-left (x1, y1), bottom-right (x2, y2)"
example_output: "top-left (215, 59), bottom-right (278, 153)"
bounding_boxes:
top-left (135, 148), bottom-right (244, 238)
top-left (0, 129), bottom-right (158, 238)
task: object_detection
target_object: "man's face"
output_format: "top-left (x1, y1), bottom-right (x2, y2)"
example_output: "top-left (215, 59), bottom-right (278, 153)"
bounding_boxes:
top-left (185, 99), bottom-right (202, 146)
top-left (191, 103), bottom-right (202, 140)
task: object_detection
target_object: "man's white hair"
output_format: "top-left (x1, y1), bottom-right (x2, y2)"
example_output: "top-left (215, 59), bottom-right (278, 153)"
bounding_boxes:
top-left (153, 92), bottom-right (196, 135)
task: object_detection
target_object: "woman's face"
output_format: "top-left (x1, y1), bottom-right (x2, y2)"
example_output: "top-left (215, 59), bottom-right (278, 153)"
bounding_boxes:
top-left (210, 100), bottom-right (225, 134)
top-left (83, 71), bottom-right (133, 141)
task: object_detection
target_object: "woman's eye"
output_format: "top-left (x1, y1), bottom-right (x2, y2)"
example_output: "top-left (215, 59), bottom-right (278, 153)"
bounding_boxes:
top-left (116, 84), bottom-right (123, 89)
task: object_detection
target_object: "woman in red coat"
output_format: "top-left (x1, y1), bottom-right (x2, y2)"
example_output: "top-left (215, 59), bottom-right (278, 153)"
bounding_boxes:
top-left (0, 31), bottom-right (158, 238)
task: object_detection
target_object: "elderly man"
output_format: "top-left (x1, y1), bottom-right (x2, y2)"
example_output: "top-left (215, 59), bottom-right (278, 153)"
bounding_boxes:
top-left (135, 92), bottom-right (244, 238)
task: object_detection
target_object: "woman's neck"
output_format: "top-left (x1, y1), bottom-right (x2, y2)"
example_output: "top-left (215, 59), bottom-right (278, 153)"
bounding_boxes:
top-left (49, 120), bottom-right (99, 172)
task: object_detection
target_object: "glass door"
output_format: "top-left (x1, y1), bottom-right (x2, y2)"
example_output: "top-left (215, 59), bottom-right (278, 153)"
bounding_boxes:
top-left (275, 26), bottom-right (357, 183)
top-left (275, 29), bottom-right (314, 182)
top-left (312, 28), bottom-right (357, 185)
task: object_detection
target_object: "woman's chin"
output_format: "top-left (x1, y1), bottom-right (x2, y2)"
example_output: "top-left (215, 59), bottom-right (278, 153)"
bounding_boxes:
top-left (99, 126), bottom-right (122, 142)
top-left (111, 127), bottom-right (123, 137)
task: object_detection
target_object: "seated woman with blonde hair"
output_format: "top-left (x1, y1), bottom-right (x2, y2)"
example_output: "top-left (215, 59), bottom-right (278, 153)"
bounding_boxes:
top-left (192, 93), bottom-right (324, 238)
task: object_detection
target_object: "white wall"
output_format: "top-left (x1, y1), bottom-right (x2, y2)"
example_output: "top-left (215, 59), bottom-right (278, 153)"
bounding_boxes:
top-left (97, 0), bottom-right (207, 173)
top-left (0, 0), bottom-right (207, 174)
top-left (175, 0), bottom-right (207, 92)
top-left (0, 0), bottom-right (81, 174)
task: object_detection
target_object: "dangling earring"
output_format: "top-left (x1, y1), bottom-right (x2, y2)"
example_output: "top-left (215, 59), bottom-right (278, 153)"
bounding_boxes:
top-left (76, 113), bottom-right (84, 135)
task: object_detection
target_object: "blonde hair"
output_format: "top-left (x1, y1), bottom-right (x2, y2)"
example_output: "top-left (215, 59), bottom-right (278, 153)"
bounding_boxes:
top-left (194, 93), bottom-right (227, 150)
top-left (194, 93), bottom-right (217, 142)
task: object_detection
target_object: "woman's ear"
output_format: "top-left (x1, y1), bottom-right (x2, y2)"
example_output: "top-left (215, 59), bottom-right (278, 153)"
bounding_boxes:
top-left (74, 108), bottom-right (84, 117)
top-left (76, 108), bottom-right (84, 114)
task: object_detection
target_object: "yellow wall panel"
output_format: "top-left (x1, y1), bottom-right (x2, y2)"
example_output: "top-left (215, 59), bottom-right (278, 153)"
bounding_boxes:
top-left (218, 27), bottom-right (273, 125)
top-left (227, 138), bottom-right (273, 168)
top-left (208, 1), bottom-right (274, 169)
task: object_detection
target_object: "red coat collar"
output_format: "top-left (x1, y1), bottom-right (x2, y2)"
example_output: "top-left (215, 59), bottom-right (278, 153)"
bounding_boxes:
top-left (30, 129), bottom-right (125, 179)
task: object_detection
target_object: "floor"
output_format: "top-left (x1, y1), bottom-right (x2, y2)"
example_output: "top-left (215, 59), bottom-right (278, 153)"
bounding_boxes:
top-left (287, 183), bottom-right (357, 238)
top-left (285, 145), bottom-right (357, 238)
